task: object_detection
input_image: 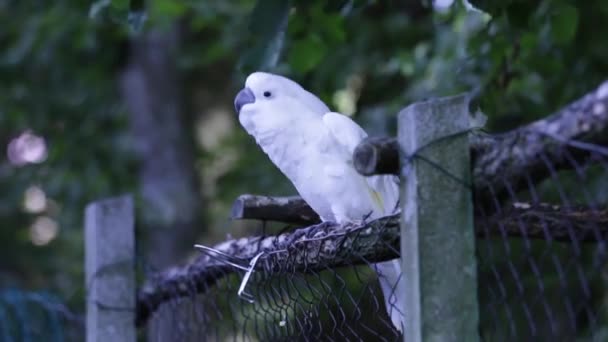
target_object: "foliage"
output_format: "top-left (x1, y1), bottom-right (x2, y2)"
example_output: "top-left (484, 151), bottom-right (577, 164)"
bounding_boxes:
top-left (0, 0), bottom-right (135, 295)
top-left (1, 0), bottom-right (607, 339)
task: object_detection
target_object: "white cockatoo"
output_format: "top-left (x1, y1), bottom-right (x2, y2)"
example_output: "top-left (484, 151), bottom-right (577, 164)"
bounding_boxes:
top-left (234, 71), bottom-right (404, 332)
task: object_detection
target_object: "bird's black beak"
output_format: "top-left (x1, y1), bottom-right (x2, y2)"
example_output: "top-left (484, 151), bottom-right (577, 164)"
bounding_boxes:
top-left (234, 87), bottom-right (255, 113)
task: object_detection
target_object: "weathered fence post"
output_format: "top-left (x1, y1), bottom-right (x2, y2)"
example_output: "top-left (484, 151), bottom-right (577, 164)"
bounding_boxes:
top-left (85, 195), bottom-right (136, 342)
top-left (399, 95), bottom-right (479, 341)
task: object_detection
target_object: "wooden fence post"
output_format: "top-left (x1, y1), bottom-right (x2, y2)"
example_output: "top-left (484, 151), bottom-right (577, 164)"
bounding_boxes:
top-left (85, 195), bottom-right (136, 342)
top-left (399, 95), bottom-right (479, 342)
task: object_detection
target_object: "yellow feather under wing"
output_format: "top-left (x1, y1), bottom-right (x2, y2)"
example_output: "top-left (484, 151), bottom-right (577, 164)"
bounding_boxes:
top-left (368, 187), bottom-right (385, 215)
top-left (366, 174), bottom-right (400, 217)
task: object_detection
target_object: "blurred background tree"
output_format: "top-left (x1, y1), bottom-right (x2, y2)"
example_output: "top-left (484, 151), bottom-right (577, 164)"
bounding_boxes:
top-left (1, 0), bottom-right (607, 340)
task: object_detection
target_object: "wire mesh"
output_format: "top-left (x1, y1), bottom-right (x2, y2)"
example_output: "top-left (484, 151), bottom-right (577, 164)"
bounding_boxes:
top-left (147, 265), bottom-right (401, 341)
top-left (132, 129), bottom-right (608, 341)
top-left (475, 133), bottom-right (608, 341)
top-left (0, 289), bottom-right (84, 342)
top-left (140, 217), bottom-right (403, 342)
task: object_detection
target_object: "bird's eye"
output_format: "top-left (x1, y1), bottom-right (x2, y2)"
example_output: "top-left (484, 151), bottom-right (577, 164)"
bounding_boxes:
top-left (263, 91), bottom-right (272, 98)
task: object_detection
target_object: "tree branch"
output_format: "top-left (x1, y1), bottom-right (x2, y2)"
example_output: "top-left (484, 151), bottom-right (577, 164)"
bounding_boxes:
top-left (137, 203), bottom-right (608, 326)
top-left (135, 81), bottom-right (608, 327)
top-left (354, 81), bottom-right (608, 202)
top-left (230, 194), bottom-right (320, 225)
top-left (472, 81), bottom-right (608, 202)
top-left (479, 203), bottom-right (608, 242)
top-left (353, 137), bottom-right (400, 176)
top-left (136, 216), bottom-right (399, 327)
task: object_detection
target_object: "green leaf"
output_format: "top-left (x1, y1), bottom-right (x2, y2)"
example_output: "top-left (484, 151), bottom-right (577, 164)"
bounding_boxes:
top-left (127, 10), bottom-right (147, 33)
top-left (89, 0), bottom-right (111, 19)
top-left (111, 0), bottom-right (130, 11)
top-left (238, 0), bottom-right (291, 73)
top-left (89, 0), bottom-right (129, 18)
top-left (520, 32), bottom-right (537, 52)
top-left (128, 0), bottom-right (146, 32)
top-left (287, 35), bottom-right (326, 73)
top-left (150, 0), bottom-right (186, 18)
top-left (89, 0), bottom-right (146, 33)
top-left (309, 5), bottom-right (345, 44)
top-left (550, 4), bottom-right (579, 44)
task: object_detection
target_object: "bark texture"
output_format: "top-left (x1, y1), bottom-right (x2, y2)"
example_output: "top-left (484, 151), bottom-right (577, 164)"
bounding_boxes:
top-left (120, 26), bottom-right (204, 269)
top-left (231, 194), bottom-right (320, 225)
top-left (353, 80), bottom-right (608, 203)
top-left (136, 217), bottom-right (399, 326)
top-left (136, 200), bottom-right (608, 326)
top-left (120, 25), bottom-right (205, 341)
top-left (135, 81), bottom-right (608, 328)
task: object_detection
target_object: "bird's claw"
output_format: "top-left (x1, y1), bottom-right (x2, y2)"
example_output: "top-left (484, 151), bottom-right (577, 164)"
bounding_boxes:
top-left (311, 221), bottom-right (337, 230)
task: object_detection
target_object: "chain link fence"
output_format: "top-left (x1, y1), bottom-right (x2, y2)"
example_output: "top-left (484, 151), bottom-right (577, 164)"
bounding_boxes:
top-left (475, 135), bottom-right (608, 341)
top-left (132, 83), bottom-right (608, 341)
top-left (3, 89), bottom-right (605, 341)
top-left (0, 289), bottom-right (83, 342)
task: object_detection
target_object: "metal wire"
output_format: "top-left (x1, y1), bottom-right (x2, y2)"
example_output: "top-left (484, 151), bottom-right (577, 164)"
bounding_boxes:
top-left (129, 136), bottom-right (608, 341)
top-left (0, 289), bottom-right (84, 342)
top-left (106, 132), bottom-right (608, 341)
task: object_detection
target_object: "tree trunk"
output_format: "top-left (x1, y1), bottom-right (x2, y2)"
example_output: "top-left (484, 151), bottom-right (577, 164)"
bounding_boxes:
top-left (119, 23), bottom-right (204, 341)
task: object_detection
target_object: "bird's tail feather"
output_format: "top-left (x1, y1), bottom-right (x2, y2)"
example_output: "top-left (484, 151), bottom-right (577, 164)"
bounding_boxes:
top-left (374, 259), bottom-right (404, 333)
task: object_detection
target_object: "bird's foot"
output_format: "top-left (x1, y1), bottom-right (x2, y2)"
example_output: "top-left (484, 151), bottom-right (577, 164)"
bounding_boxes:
top-left (299, 221), bottom-right (337, 239)
top-left (357, 211), bottom-right (375, 226)
top-left (310, 221), bottom-right (337, 230)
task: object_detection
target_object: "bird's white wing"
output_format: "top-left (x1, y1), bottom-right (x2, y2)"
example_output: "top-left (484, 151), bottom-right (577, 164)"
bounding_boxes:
top-left (322, 112), bottom-right (400, 217)
top-left (323, 111), bottom-right (404, 332)
top-left (322, 112), bottom-right (368, 153)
